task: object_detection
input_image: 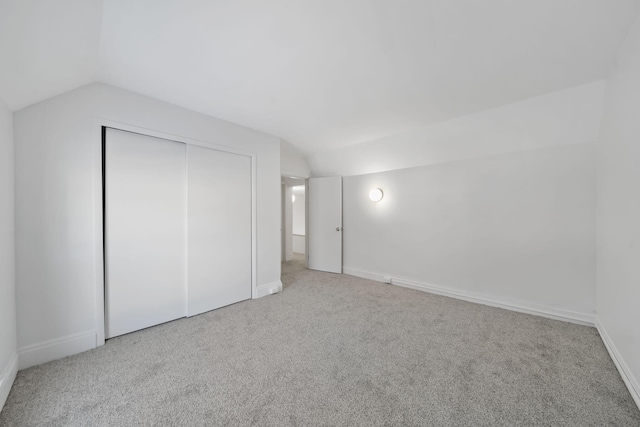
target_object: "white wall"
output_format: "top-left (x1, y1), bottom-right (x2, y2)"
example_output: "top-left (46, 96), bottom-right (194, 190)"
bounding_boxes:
top-left (292, 191), bottom-right (305, 254)
top-left (0, 98), bottom-right (17, 410)
top-left (292, 193), bottom-right (305, 236)
top-left (325, 82), bottom-right (603, 324)
top-left (14, 83), bottom-right (282, 369)
top-left (281, 184), bottom-right (286, 261)
top-left (292, 235), bottom-right (305, 255)
top-left (596, 14), bottom-right (640, 406)
top-left (281, 139), bottom-right (310, 178)
top-left (307, 81), bottom-right (605, 177)
top-left (282, 185), bottom-right (293, 261)
top-left (343, 143), bottom-right (596, 322)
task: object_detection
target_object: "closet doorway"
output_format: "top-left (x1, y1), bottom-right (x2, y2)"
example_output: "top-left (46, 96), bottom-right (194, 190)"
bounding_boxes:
top-left (103, 127), bottom-right (254, 339)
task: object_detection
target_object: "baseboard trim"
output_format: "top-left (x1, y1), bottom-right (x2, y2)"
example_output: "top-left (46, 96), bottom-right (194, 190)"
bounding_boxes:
top-left (596, 318), bottom-right (640, 410)
top-left (0, 352), bottom-right (18, 412)
top-left (343, 267), bottom-right (595, 326)
top-left (255, 280), bottom-right (283, 298)
top-left (18, 330), bottom-right (96, 370)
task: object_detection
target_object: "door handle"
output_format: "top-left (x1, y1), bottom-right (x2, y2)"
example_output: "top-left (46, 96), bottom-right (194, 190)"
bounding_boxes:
top-left (336, 227), bottom-right (342, 231)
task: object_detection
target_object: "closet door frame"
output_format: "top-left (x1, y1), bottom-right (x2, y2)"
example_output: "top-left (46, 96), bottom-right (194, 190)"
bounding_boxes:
top-left (92, 119), bottom-right (258, 347)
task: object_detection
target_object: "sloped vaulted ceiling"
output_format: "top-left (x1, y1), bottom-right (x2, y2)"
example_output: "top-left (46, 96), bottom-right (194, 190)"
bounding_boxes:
top-left (1, 0), bottom-right (639, 154)
top-left (0, 0), bottom-right (102, 110)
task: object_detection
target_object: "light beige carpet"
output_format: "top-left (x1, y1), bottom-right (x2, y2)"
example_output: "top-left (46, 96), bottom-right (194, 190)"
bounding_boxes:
top-left (1, 255), bottom-right (639, 426)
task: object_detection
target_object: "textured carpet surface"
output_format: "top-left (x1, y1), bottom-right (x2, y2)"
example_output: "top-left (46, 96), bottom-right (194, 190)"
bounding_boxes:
top-left (1, 254), bottom-right (639, 426)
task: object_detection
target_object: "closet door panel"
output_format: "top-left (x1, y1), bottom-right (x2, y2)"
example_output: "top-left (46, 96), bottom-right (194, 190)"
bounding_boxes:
top-left (187, 145), bottom-right (252, 316)
top-left (105, 129), bottom-right (187, 338)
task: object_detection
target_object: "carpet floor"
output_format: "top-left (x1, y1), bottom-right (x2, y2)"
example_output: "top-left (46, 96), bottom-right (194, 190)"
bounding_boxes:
top-left (1, 254), bottom-right (639, 426)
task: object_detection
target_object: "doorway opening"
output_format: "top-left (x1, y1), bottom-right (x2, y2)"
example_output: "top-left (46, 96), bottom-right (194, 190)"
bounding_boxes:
top-left (281, 176), bottom-right (307, 266)
top-left (292, 185), bottom-right (306, 257)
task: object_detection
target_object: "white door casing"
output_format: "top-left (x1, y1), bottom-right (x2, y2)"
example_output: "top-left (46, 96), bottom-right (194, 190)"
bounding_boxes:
top-left (104, 128), bottom-right (254, 338)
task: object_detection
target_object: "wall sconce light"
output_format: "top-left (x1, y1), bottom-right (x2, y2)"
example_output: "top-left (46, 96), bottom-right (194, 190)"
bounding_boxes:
top-left (292, 194), bottom-right (296, 203)
top-left (369, 188), bottom-right (383, 202)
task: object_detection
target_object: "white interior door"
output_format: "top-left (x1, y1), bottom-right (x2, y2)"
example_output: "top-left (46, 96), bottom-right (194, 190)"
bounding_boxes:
top-left (308, 176), bottom-right (342, 273)
top-left (187, 145), bottom-right (252, 316)
top-left (105, 129), bottom-right (187, 338)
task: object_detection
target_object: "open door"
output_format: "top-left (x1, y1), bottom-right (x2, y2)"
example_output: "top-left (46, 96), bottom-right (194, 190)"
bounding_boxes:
top-left (307, 176), bottom-right (342, 273)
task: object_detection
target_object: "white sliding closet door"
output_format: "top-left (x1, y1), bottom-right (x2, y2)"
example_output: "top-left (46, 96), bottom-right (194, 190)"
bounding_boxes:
top-left (187, 145), bottom-right (252, 316)
top-left (105, 129), bottom-right (187, 338)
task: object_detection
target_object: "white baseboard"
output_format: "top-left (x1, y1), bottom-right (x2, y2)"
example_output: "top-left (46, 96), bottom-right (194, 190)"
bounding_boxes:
top-left (255, 280), bottom-right (283, 298)
top-left (343, 267), bottom-right (385, 283)
top-left (18, 330), bottom-right (96, 370)
top-left (0, 352), bottom-right (18, 412)
top-left (343, 267), bottom-right (595, 326)
top-left (596, 318), bottom-right (640, 410)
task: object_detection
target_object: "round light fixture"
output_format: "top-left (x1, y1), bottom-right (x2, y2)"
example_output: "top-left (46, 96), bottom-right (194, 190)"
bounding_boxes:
top-left (369, 188), bottom-right (383, 202)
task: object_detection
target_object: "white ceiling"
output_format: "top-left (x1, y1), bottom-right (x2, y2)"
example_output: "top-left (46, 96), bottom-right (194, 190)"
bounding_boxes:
top-left (1, 0), bottom-right (639, 154)
top-left (0, 0), bottom-right (102, 110)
